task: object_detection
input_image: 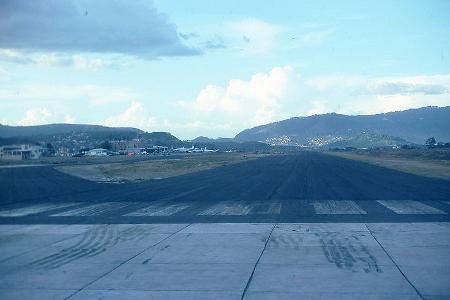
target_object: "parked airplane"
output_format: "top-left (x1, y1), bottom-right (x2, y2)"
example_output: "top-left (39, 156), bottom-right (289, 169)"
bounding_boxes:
top-left (173, 146), bottom-right (195, 153)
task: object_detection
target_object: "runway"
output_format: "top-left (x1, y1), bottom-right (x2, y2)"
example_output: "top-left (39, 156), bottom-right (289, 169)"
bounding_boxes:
top-left (1, 151), bottom-right (449, 224)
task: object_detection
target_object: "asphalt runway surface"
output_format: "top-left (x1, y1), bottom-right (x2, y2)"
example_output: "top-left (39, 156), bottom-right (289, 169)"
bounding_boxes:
top-left (1, 151), bottom-right (449, 224)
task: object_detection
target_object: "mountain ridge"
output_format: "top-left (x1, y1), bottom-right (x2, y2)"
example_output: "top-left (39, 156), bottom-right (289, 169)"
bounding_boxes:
top-left (235, 106), bottom-right (450, 146)
top-left (0, 123), bottom-right (143, 138)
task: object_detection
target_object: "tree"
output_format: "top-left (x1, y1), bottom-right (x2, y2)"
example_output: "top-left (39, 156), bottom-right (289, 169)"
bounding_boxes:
top-left (99, 141), bottom-right (112, 150)
top-left (425, 137), bottom-right (436, 148)
top-left (46, 142), bottom-right (55, 155)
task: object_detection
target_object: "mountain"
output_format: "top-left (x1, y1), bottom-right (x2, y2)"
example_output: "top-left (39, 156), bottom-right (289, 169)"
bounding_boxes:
top-left (140, 132), bottom-right (183, 147)
top-left (191, 136), bottom-right (215, 143)
top-left (325, 133), bottom-right (411, 149)
top-left (235, 106), bottom-right (450, 146)
top-left (0, 137), bottom-right (39, 146)
top-left (0, 123), bottom-right (142, 138)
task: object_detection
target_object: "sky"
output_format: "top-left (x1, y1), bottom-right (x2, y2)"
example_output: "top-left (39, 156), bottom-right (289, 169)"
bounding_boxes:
top-left (0, 0), bottom-right (449, 139)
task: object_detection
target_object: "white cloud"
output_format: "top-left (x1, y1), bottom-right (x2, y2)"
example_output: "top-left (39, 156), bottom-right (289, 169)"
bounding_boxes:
top-left (0, 67), bottom-right (11, 80)
top-left (17, 107), bottom-right (52, 126)
top-left (0, 49), bottom-right (121, 70)
top-left (71, 55), bottom-right (113, 70)
top-left (307, 74), bottom-right (450, 95)
top-left (0, 84), bottom-right (137, 106)
top-left (64, 114), bottom-right (76, 124)
top-left (306, 100), bottom-right (331, 116)
top-left (228, 19), bottom-right (282, 55)
top-left (184, 66), bottom-right (298, 127)
top-left (357, 93), bottom-right (450, 115)
top-left (306, 74), bottom-right (450, 114)
top-left (0, 49), bottom-right (32, 64)
top-left (102, 100), bottom-right (156, 130)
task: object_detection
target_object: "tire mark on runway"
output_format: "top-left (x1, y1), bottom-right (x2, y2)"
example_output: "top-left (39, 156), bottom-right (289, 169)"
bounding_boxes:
top-left (30, 225), bottom-right (158, 269)
top-left (30, 225), bottom-right (120, 268)
top-left (318, 232), bottom-right (381, 273)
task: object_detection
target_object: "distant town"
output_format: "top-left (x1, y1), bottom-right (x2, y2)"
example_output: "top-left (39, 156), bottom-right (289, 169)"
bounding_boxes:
top-left (0, 136), bottom-right (223, 161)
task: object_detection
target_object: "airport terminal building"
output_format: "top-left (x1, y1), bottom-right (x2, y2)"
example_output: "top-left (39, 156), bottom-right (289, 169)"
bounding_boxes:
top-left (0, 144), bottom-right (45, 161)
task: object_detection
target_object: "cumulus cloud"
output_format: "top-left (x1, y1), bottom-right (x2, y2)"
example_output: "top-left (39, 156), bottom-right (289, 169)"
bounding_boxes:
top-left (184, 66), bottom-right (298, 127)
top-left (0, 0), bottom-right (199, 58)
top-left (17, 107), bottom-right (52, 126)
top-left (306, 74), bottom-right (450, 115)
top-left (307, 74), bottom-right (450, 96)
top-left (366, 82), bottom-right (448, 95)
top-left (102, 100), bottom-right (157, 129)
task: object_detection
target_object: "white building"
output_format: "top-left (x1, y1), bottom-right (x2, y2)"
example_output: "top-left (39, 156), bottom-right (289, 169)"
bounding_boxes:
top-left (86, 148), bottom-right (108, 156)
top-left (0, 144), bottom-right (45, 160)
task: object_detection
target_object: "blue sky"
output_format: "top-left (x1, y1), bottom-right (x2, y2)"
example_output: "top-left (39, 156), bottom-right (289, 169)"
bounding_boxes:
top-left (1, 0), bottom-right (449, 139)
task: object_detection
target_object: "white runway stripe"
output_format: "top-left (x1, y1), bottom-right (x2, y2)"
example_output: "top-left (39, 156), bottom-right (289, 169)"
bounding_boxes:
top-left (199, 202), bottom-right (253, 216)
top-left (251, 203), bottom-right (282, 215)
top-left (125, 203), bottom-right (190, 216)
top-left (377, 200), bottom-right (446, 214)
top-left (51, 202), bottom-right (133, 217)
top-left (312, 200), bottom-right (366, 214)
top-left (0, 202), bottom-right (80, 217)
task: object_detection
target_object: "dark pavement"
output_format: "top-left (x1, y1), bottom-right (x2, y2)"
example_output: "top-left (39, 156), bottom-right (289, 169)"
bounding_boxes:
top-left (1, 151), bottom-right (449, 223)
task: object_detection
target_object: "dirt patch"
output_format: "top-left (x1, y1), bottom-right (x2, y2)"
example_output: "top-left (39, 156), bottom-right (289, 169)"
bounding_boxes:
top-left (57, 153), bottom-right (268, 183)
top-left (327, 149), bottom-right (450, 181)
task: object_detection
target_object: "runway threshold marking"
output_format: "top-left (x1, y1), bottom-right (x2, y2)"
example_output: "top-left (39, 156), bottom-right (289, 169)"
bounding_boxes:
top-left (199, 202), bottom-right (253, 216)
top-left (250, 203), bottom-right (282, 215)
top-left (377, 200), bottom-right (446, 214)
top-left (0, 202), bottom-right (80, 217)
top-left (124, 203), bottom-right (190, 216)
top-left (50, 202), bottom-right (134, 217)
top-left (312, 200), bottom-right (367, 214)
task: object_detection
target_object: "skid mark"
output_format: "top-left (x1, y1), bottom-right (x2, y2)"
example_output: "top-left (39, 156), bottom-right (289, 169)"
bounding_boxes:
top-left (199, 201), bottom-right (253, 216)
top-left (377, 200), bottom-right (446, 214)
top-left (28, 225), bottom-right (155, 269)
top-left (312, 200), bottom-right (366, 214)
top-left (125, 203), bottom-right (190, 216)
top-left (269, 233), bottom-right (381, 272)
top-left (318, 232), bottom-right (381, 273)
top-left (269, 234), bottom-right (304, 250)
top-left (0, 202), bottom-right (80, 217)
top-left (50, 202), bottom-right (134, 216)
top-left (30, 225), bottom-right (119, 268)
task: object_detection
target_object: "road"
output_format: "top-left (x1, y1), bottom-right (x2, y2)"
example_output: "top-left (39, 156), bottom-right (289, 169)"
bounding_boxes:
top-left (1, 151), bottom-right (449, 223)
